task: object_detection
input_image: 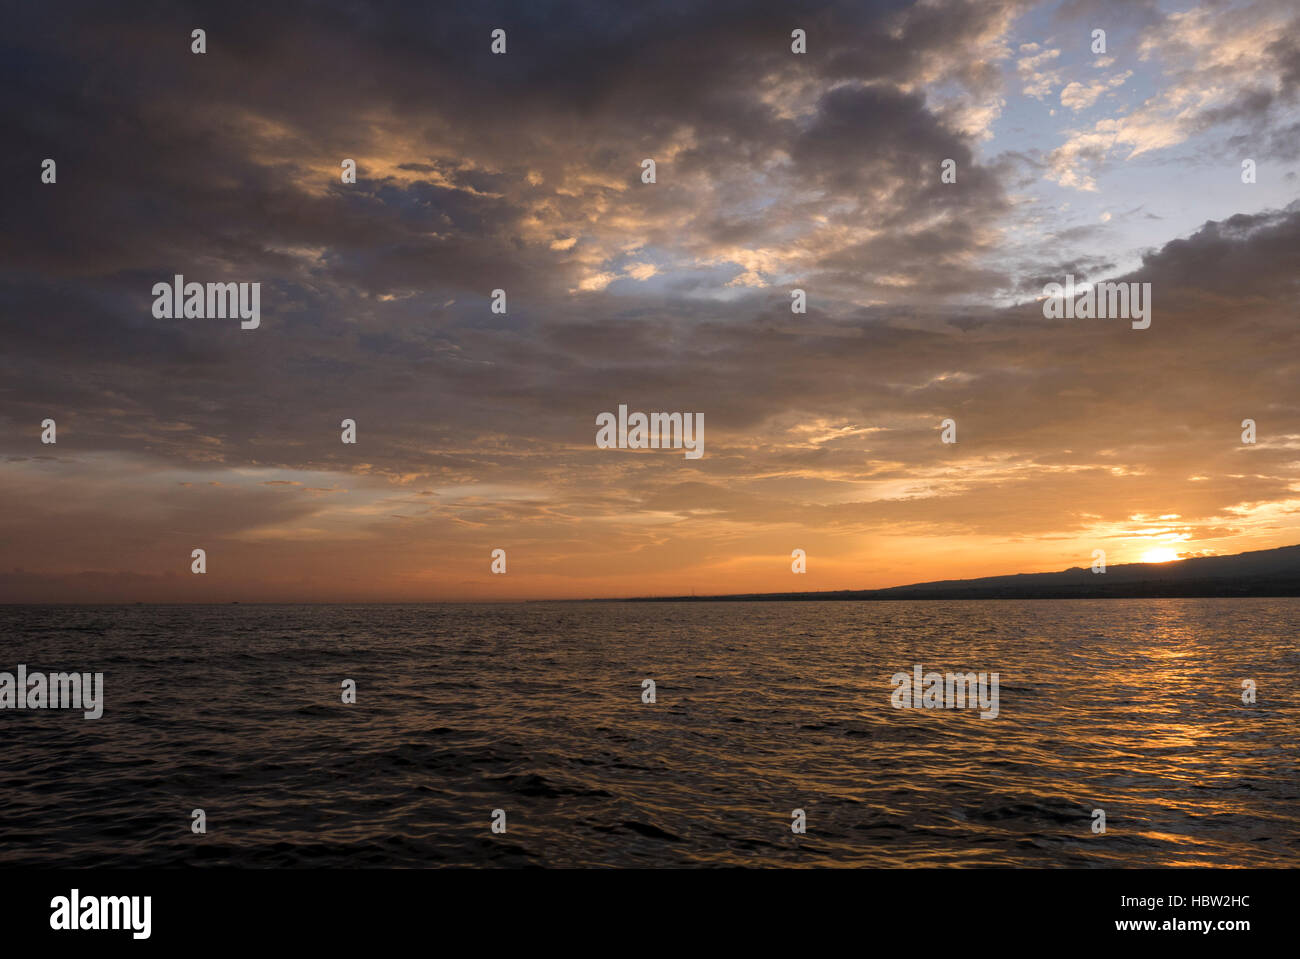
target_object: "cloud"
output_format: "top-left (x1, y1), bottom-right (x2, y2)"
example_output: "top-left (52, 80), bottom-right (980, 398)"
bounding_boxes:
top-left (1017, 46), bottom-right (1062, 100)
top-left (1059, 69), bottom-right (1132, 110)
top-left (1047, 0), bottom-right (1300, 189)
top-left (3, 0), bottom-right (1299, 598)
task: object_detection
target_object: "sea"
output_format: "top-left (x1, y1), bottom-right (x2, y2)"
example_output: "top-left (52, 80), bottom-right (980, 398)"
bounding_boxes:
top-left (2, 599), bottom-right (1297, 867)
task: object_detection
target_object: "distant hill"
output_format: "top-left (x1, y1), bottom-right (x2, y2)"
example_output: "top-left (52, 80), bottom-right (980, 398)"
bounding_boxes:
top-left (622, 545), bottom-right (1300, 601)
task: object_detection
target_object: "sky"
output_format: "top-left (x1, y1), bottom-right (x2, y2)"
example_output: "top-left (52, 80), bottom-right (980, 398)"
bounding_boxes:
top-left (2, 0), bottom-right (1299, 602)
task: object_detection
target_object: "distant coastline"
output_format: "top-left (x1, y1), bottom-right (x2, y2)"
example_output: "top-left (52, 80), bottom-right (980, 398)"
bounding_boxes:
top-left (604, 544), bottom-right (1300, 602)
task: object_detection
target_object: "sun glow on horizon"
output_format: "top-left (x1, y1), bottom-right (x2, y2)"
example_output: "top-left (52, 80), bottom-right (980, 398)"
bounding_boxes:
top-left (1140, 548), bottom-right (1180, 564)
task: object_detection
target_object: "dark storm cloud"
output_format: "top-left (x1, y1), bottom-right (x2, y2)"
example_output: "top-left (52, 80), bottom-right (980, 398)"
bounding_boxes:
top-left (1, 0), bottom-right (1023, 461)
top-left (1, 0), bottom-right (1016, 271)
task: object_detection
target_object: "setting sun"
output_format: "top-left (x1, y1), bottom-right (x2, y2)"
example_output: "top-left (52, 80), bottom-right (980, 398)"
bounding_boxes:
top-left (1141, 548), bottom-right (1180, 564)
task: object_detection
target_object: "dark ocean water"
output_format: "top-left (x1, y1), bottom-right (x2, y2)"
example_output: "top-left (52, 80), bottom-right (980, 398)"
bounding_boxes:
top-left (1, 599), bottom-right (1297, 867)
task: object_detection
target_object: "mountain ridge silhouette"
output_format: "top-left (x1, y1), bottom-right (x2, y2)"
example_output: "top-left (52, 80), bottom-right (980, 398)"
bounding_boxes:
top-left (616, 544), bottom-right (1300, 601)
